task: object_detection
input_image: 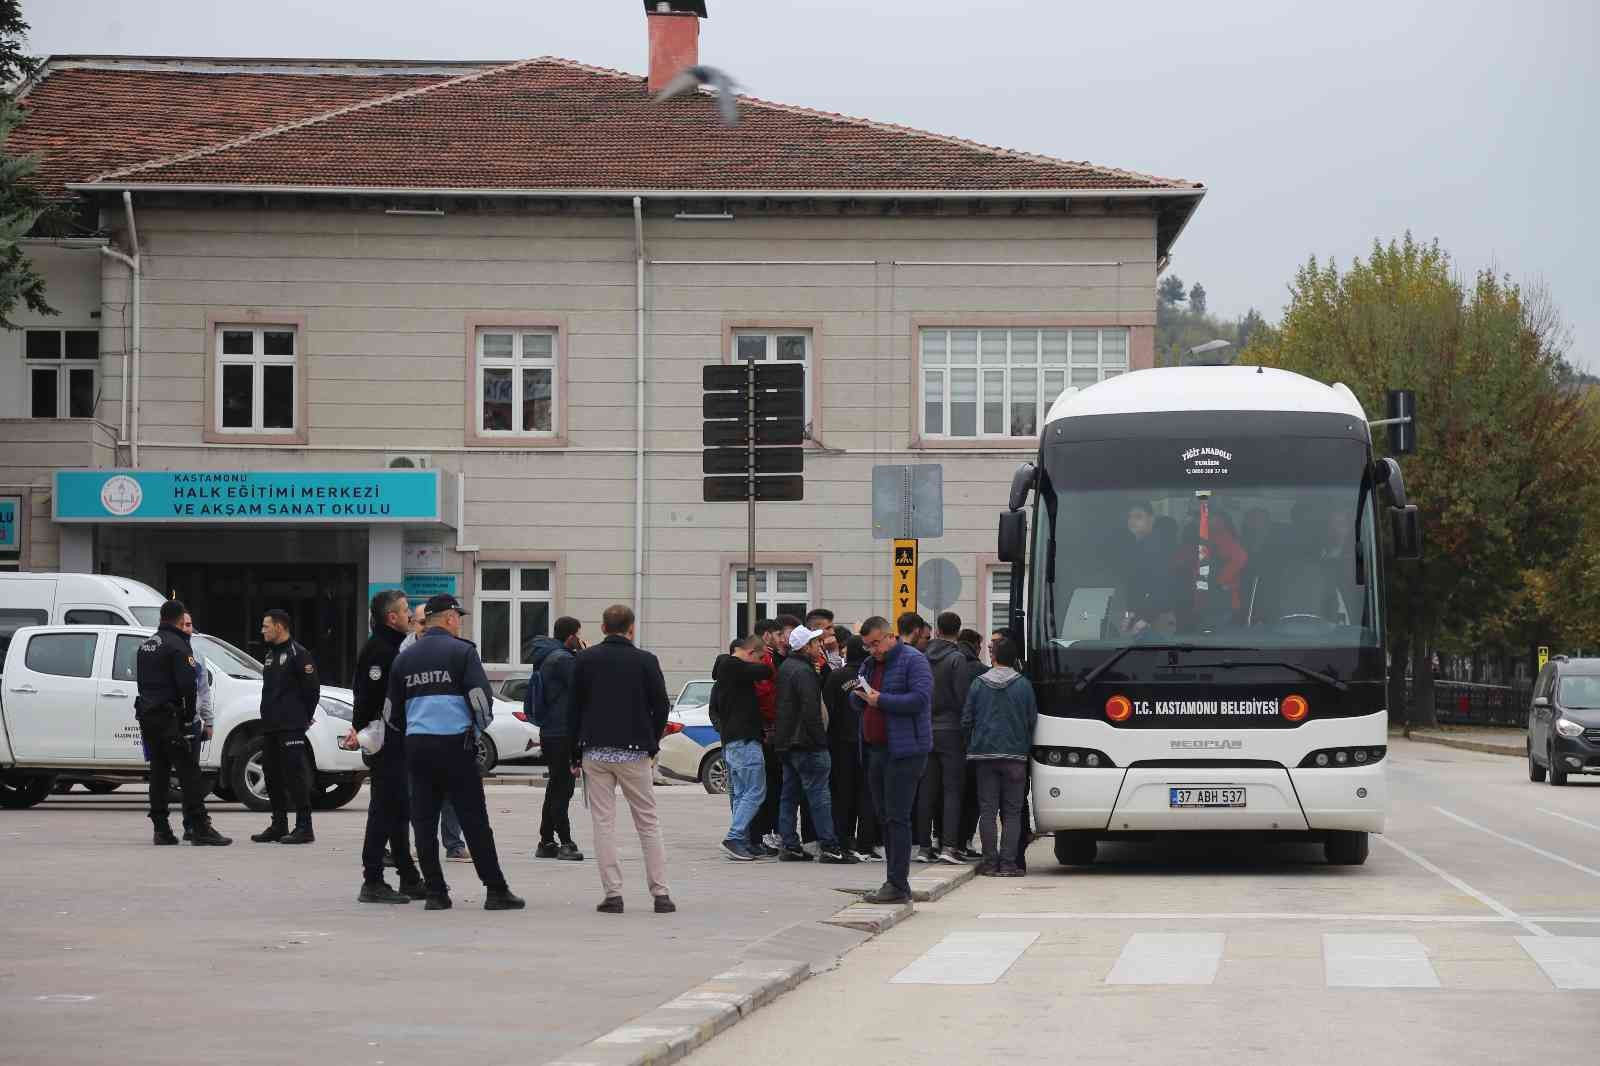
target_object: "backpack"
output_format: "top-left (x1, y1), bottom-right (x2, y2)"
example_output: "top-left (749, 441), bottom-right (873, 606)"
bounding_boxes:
top-left (526, 662), bottom-right (549, 729)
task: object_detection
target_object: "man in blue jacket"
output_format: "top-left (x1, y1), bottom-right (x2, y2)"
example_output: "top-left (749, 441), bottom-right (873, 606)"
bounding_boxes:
top-left (850, 615), bottom-right (933, 904)
top-left (526, 616), bottom-right (584, 861)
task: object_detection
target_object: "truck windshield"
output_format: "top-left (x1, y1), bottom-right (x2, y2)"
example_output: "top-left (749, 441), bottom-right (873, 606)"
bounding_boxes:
top-left (1030, 434), bottom-right (1380, 657)
top-left (190, 633), bottom-right (264, 680)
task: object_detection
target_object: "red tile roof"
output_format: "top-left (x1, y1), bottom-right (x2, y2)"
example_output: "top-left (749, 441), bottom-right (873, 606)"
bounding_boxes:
top-left (50, 57), bottom-right (1199, 195)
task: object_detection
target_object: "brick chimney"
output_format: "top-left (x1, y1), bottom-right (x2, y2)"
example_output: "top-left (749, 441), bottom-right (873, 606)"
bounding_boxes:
top-left (646, 1), bottom-right (706, 94)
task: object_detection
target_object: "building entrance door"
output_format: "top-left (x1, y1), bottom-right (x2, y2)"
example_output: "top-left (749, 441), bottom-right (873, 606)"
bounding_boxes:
top-left (167, 562), bottom-right (359, 684)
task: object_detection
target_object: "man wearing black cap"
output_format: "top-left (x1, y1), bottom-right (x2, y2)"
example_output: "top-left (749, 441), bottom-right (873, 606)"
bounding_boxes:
top-left (386, 594), bottom-right (524, 911)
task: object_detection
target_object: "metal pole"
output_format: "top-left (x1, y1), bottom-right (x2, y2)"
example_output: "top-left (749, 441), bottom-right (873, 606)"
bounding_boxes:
top-left (746, 357), bottom-right (757, 636)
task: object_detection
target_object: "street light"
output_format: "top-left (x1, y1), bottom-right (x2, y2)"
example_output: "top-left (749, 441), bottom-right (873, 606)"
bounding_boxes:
top-left (1184, 338), bottom-right (1234, 366)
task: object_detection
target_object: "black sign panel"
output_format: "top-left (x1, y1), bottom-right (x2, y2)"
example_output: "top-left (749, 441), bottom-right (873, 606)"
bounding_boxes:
top-left (703, 364), bottom-right (747, 391)
top-left (703, 476), bottom-right (751, 502)
top-left (703, 447), bottom-right (805, 475)
top-left (703, 393), bottom-right (749, 419)
top-left (702, 475), bottom-right (805, 503)
top-left (703, 421), bottom-right (749, 447)
top-left (755, 363), bottom-right (805, 390)
top-left (754, 390), bottom-right (805, 419)
top-left (755, 418), bottom-right (805, 446)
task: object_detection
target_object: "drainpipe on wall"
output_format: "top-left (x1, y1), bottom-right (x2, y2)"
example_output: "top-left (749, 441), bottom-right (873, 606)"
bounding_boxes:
top-left (98, 191), bottom-right (141, 466)
top-left (633, 195), bottom-right (647, 642)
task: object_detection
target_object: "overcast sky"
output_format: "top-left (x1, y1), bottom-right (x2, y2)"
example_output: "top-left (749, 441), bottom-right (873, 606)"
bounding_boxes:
top-left (30, 0), bottom-right (1598, 369)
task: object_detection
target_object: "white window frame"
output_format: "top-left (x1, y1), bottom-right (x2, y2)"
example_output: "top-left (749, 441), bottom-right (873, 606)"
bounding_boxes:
top-left (729, 565), bottom-right (813, 640)
top-left (985, 566), bottom-right (1012, 648)
top-left (474, 563), bottom-right (554, 669)
top-left (24, 328), bottom-right (99, 419)
top-left (476, 328), bottom-right (559, 438)
top-left (919, 327), bottom-right (1129, 441)
top-left (214, 324), bottom-right (298, 433)
top-left (731, 328), bottom-right (813, 425)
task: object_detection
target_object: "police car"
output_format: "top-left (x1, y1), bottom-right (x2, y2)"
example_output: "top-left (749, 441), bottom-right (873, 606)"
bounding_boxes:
top-left (656, 679), bottom-right (725, 794)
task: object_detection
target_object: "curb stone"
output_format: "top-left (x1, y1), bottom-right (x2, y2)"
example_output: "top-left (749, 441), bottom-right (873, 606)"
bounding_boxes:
top-left (1406, 732), bottom-right (1523, 758)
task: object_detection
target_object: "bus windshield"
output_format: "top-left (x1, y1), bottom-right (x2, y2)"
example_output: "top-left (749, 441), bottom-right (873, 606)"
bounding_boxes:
top-left (1030, 434), bottom-right (1380, 656)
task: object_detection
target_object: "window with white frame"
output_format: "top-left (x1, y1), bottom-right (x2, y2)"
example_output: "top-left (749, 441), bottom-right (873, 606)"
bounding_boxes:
top-left (730, 566), bottom-right (811, 640)
top-left (475, 564), bottom-right (553, 667)
top-left (216, 325), bottom-right (297, 432)
top-left (985, 567), bottom-right (1012, 646)
top-left (733, 329), bottom-right (812, 424)
top-left (25, 329), bottom-right (99, 419)
top-left (920, 328), bottom-right (1128, 440)
top-left (477, 329), bottom-right (558, 436)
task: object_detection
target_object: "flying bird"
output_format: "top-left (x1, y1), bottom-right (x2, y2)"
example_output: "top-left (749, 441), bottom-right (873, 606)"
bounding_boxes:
top-left (655, 64), bottom-right (741, 126)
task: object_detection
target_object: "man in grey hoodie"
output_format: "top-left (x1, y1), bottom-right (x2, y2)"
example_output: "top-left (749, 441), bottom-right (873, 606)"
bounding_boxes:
top-left (961, 637), bottom-right (1037, 876)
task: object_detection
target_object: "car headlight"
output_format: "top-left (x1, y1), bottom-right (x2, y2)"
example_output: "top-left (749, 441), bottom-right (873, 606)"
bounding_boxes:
top-left (1555, 717), bottom-right (1585, 738)
top-left (320, 699), bottom-right (353, 722)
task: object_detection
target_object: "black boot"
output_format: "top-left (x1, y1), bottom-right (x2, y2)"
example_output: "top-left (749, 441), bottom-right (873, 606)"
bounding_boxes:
top-left (484, 886), bottom-right (526, 911)
top-left (359, 879), bottom-right (413, 904)
top-left (189, 820), bottom-right (233, 846)
top-left (398, 878), bottom-right (428, 901)
top-left (152, 822), bottom-right (179, 846)
top-left (251, 821), bottom-right (288, 843)
top-left (279, 820), bottom-right (315, 845)
top-left (424, 892), bottom-right (452, 911)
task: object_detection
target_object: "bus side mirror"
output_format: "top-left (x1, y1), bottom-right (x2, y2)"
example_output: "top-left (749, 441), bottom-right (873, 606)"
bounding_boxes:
top-left (1008, 462), bottom-right (1036, 514)
top-left (1390, 505), bottom-right (1421, 560)
top-left (1374, 457), bottom-right (1408, 509)
top-left (998, 510), bottom-right (1027, 564)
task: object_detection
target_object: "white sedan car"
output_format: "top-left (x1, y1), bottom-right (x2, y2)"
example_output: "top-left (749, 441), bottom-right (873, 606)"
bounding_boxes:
top-left (656, 679), bottom-right (726, 794)
top-left (480, 695), bottom-right (542, 772)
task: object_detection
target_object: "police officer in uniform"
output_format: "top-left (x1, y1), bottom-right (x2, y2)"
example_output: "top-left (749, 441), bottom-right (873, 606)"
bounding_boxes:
top-left (251, 608), bottom-right (320, 845)
top-left (386, 594), bottom-right (524, 911)
top-left (135, 599), bottom-right (231, 846)
top-left (348, 589), bottom-right (425, 904)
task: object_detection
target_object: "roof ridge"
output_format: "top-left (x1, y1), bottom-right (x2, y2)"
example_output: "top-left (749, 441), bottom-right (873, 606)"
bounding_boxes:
top-left (90, 56), bottom-right (549, 183)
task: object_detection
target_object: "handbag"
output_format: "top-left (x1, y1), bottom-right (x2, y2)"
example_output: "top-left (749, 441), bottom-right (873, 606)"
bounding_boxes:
top-left (356, 717), bottom-right (385, 755)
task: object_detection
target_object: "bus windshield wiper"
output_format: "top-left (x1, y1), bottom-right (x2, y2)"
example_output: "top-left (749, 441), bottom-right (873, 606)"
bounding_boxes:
top-left (1073, 642), bottom-right (1239, 693)
top-left (1175, 658), bottom-right (1349, 692)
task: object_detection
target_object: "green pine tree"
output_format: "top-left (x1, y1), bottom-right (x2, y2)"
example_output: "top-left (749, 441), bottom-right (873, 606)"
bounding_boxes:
top-left (0, 98), bottom-right (53, 328)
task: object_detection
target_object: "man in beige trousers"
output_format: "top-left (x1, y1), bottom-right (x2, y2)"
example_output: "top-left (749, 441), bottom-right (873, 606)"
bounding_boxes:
top-left (569, 604), bottom-right (675, 914)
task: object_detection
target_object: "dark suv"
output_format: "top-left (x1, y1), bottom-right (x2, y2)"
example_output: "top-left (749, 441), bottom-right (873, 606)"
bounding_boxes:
top-left (1528, 656), bottom-right (1600, 785)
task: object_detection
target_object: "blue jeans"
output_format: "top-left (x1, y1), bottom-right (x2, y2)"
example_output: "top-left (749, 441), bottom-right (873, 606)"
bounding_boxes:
top-left (780, 750), bottom-right (837, 850)
top-left (867, 746), bottom-right (928, 893)
top-left (723, 739), bottom-right (767, 846)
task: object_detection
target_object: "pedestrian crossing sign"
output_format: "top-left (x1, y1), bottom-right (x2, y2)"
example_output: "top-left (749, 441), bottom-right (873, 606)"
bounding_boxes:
top-left (893, 539), bottom-right (918, 620)
top-left (1538, 646), bottom-right (1550, 671)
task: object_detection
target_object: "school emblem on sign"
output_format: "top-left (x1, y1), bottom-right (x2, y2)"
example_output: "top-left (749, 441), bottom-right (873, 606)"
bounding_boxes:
top-left (99, 475), bottom-right (143, 516)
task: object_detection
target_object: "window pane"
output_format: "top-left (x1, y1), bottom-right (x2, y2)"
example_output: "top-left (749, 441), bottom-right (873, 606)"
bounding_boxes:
top-left (923, 371), bottom-right (944, 435)
top-left (262, 365), bottom-right (294, 429)
top-left (482, 367), bottom-right (513, 431)
top-left (1010, 367), bottom-right (1037, 437)
top-left (520, 567), bottom-right (550, 592)
top-left (68, 368), bottom-right (95, 418)
top-left (25, 331), bottom-right (59, 359)
top-left (65, 608), bottom-right (123, 625)
top-left (481, 567), bottom-right (512, 592)
top-left (221, 364), bottom-right (253, 428)
top-left (776, 335), bottom-right (807, 361)
top-left (519, 602), bottom-right (550, 661)
top-left (1101, 329), bottom-right (1128, 366)
top-left (736, 334), bottom-right (766, 361)
top-left (991, 569), bottom-right (1012, 594)
top-left (1102, 368), bottom-right (1123, 380)
top-left (1043, 369), bottom-right (1066, 410)
top-left (221, 329), bottom-right (253, 356)
top-left (920, 330), bottom-right (947, 365)
top-left (479, 600), bottom-right (510, 664)
top-left (1041, 330), bottom-right (1069, 364)
top-left (113, 635), bottom-right (144, 682)
top-left (262, 330), bottom-right (295, 357)
top-left (776, 601), bottom-right (808, 621)
top-left (776, 569), bottom-right (808, 594)
top-left (1070, 366), bottom-right (1099, 387)
top-left (734, 569), bottom-right (768, 594)
top-left (980, 331), bottom-right (1007, 365)
top-left (481, 332), bottom-right (514, 359)
top-left (1071, 330), bottom-right (1100, 366)
top-left (522, 332), bottom-right (553, 359)
top-left (65, 331), bottom-right (99, 360)
top-left (982, 369), bottom-right (1005, 435)
top-left (950, 367), bottom-right (978, 437)
top-left (24, 632), bottom-right (97, 678)
top-left (30, 367), bottom-right (56, 417)
top-left (950, 330), bottom-right (978, 365)
top-left (1010, 330), bottom-right (1038, 363)
top-left (522, 368), bottom-right (552, 432)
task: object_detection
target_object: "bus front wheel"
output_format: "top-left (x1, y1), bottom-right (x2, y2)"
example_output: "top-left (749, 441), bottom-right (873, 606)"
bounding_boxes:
top-left (1325, 830), bottom-right (1369, 866)
top-left (1054, 831), bottom-right (1098, 866)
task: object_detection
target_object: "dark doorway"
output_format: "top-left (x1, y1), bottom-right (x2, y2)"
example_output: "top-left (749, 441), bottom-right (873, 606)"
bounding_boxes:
top-left (167, 562), bottom-right (360, 685)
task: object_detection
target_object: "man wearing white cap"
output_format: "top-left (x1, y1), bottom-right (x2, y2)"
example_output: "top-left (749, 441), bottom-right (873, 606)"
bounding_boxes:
top-left (773, 625), bottom-right (857, 863)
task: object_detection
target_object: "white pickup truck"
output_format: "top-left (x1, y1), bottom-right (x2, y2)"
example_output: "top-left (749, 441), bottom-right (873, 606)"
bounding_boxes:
top-left (0, 624), bottom-right (367, 811)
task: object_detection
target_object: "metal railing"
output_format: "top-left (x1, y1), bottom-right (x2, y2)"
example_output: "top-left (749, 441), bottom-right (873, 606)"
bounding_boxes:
top-left (1404, 679), bottom-right (1532, 727)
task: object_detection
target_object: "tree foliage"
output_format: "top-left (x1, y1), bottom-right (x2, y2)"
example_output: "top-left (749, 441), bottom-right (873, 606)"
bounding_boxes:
top-left (1242, 234), bottom-right (1600, 722)
top-left (1188, 282), bottom-right (1207, 315)
top-left (0, 98), bottom-right (51, 328)
top-left (1157, 274), bottom-right (1187, 307)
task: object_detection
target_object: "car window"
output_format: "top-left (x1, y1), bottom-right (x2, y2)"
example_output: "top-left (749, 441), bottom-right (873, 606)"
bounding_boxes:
top-left (112, 635), bottom-right (145, 682)
top-left (65, 609), bottom-right (127, 626)
top-left (1558, 676), bottom-right (1600, 710)
top-left (130, 606), bottom-right (162, 627)
top-left (0, 608), bottom-right (48, 661)
top-left (676, 681), bottom-right (714, 707)
top-left (24, 632), bottom-right (98, 678)
top-left (501, 677), bottom-right (528, 701)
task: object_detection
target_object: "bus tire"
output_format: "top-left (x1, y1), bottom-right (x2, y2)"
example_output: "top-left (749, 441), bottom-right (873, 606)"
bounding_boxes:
top-left (1053, 831), bottom-right (1097, 866)
top-left (1325, 830), bottom-right (1369, 866)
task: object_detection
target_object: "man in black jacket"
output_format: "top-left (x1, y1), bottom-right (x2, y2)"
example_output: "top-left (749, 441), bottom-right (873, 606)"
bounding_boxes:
top-left (571, 605), bottom-right (675, 914)
top-left (713, 634), bottom-right (774, 861)
top-left (823, 636), bottom-right (879, 861)
top-left (347, 589), bottom-right (424, 904)
top-left (774, 626), bottom-right (855, 864)
top-left (251, 609), bottom-right (320, 845)
top-left (526, 616), bottom-right (584, 861)
top-left (917, 611), bottom-right (984, 865)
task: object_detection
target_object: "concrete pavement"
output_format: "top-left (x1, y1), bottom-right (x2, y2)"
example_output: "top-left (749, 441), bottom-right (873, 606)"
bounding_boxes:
top-left (683, 739), bottom-right (1600, 1066)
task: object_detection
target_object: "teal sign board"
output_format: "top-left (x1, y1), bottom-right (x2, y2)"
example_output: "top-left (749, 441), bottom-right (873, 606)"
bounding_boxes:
top-left (0, 496), bottom-right (19, 550)
top-left (403, 574), bottom-right (458, 600)
top-left (54, 470), bottom-right (442, 524)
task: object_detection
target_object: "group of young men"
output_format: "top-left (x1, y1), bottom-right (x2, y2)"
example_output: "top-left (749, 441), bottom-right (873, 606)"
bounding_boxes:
top-left (708, 607), bottom-right (1039, 903)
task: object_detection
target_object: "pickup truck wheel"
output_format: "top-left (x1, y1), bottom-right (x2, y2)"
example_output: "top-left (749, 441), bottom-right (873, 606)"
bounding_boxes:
top-left (0, 775), bottom-right (55, 809)
top-left (229, 736), bottom-right (273, 813)
top-left (310, 779), bottom-right (362, 811)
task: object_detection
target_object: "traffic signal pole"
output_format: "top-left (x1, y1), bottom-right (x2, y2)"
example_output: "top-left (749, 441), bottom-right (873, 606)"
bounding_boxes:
top-left (747, 356), bottom-right (757, 637)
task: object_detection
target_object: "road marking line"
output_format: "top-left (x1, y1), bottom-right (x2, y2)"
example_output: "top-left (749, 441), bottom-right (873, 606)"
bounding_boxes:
top-left (1105, 932), bottom-right (1225, 985)
top-left (1324, 933), bottom-right (1440, 988)
top-left (1517, 936), bottom-right (1600, 990)
top-left (1538, 808), bottom-right (1600, 833)
top-left (1375, 835), bottom-right (1548, 937)
top-left (890, 931), bottom-right (1039, 985)
top-left (978, 912), bottom-right (1546, 924)
top-left (1434, 806), bottom-right (1600, 880)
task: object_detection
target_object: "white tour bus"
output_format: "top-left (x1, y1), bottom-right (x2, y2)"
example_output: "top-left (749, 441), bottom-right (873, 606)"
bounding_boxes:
top-left (996, 366), bottom-right (1420, 867)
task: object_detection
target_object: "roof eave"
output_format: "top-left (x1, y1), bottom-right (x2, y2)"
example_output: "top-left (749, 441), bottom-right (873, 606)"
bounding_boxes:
top-left (66, 181), bottom-right (1205, 200)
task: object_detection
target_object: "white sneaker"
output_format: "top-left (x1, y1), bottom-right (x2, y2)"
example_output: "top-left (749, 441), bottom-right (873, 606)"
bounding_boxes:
top-left (914, 846), bottom-right (937, 863)
top-left (855, 849), bottom-right (884, 863)
top-left (937, 848), bottom-right (965, 866)
top-left (763, 833), bottom-right (782, 851)
top-left (802, 841), bottom-right (821, 857)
